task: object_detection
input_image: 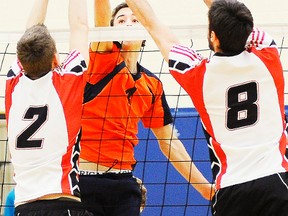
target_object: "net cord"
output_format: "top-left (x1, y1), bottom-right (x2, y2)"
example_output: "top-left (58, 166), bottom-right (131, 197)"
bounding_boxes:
top-left (0, 24), bottom-right (287, 43)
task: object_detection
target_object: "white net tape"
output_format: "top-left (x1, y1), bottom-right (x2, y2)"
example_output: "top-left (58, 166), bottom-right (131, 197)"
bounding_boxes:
top-left (0, 24), bottom-right (288, 113)
top-left (0, 24), bottom-right (287, 43)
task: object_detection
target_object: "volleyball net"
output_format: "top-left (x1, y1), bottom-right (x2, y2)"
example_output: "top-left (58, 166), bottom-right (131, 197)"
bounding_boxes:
top-left (0, 24), bottom-right (288, 215)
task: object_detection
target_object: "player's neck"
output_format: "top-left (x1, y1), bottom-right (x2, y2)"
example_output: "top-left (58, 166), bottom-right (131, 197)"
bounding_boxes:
top-left (122, 52), bottom-right (139, 75)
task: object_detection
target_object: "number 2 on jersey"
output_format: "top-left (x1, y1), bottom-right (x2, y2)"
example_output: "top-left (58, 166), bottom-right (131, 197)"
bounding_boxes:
top-left (16, 105), bottom-right (48, 149)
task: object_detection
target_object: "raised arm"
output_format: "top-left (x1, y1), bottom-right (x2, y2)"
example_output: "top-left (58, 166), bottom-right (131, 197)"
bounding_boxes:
top-left (125, 0), bottom-right (179, 62)
top-left (91, 0), bottom-right (113, 52)
top-left (26, 0), bottom-right (49, 28)
top-left (94, 0), bottom-right (111, 27)
top-left (152, 125), bottom-right (215, 200)
top-left (69, 0), bottom-right (89, 64)
top-left (203, 0), bottom-right (213, 8)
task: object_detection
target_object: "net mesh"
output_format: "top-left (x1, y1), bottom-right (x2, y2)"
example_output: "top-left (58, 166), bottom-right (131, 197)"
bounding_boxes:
top-left (1, 24), bottom-right (288, 215)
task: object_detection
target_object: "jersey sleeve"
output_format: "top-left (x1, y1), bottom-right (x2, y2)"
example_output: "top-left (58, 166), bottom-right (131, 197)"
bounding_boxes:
top-left (246, 28), bottom-right (277, 51)
top-left (54, 49), bottom-right (87, 101)
top-left (86, 43), bottom-right (123, 84)
top-left (168, 45), bottom-right (207, 94)
top-left (141, 79), bottom-right (173, 128)
top-left (61, 50), bottom-right (87, 74)
top-left (5, 59), bottom-right (23, 123)
top-left (7, 59), bottom-right (23, 79)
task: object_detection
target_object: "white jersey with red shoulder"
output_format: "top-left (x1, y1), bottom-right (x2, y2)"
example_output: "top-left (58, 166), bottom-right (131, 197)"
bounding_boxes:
top-left (168, 28), bottom-right (288, 189)
top-left (5, 50), bottom-right (87, 204)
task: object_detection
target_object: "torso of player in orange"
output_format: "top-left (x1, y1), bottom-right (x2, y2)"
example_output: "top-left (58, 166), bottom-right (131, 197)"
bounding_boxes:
top-left (81, 43), bottom-right (172, 170)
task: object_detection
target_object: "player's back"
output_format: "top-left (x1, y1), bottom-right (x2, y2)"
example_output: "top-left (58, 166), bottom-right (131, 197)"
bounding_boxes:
top-left (5, 51), bottom-right (86, 204)
top-left (168, 28), bottom-right (288, 189)
top-left (202, 48), bottom-right (287, 188)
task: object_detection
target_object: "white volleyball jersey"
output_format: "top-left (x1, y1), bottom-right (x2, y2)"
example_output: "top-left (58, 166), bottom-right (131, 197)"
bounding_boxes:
top-left (168, 28), bottom-right (288, 189)
top-left (5, 50), bottom-right (87, 204)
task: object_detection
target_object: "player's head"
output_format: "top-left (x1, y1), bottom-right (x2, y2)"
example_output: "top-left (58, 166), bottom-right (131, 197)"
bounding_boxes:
top-left (208, 0), bottom-right (253, 53)
top-left (110, 2), bottom-right (145, 48)
top-left (110, 2), bottom-right (138, 27)
top-left (17, 24), bottom-right (58, 79)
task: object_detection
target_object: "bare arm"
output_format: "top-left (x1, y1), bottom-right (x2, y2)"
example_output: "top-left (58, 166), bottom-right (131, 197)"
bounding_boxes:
top-left (151, 124), bottom-right (215, 200)
top-left (94, 0), bottom-right (111, 27)
top-left (91, 0), bottom-right (113, 52)
top-left (125, 0), bottom-right (179, 62)
top-left (203, 0), bottom-right (213, 8)
top-left (69, 0), bottom-right (89, 64)
top-left (26, 0), bottom-right (49, 28)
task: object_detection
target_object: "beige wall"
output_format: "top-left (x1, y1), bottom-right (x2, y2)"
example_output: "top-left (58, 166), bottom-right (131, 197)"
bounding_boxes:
top-left (0, 0), bottom-right (287, 31)
top-left (0, 1), bottom-right (287, 214)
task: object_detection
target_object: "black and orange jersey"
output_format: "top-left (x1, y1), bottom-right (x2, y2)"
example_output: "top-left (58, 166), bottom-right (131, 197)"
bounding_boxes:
top-left (81, 43), bottom-right (172, 170)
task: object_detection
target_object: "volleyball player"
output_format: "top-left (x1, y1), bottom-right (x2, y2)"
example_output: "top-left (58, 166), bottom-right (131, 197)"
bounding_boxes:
top-left (125, 0), bottom-right (288, 215)
top-left (79, 1), bottom-right (214, 215)
top-left (5, 0), bottom-right (92, 215)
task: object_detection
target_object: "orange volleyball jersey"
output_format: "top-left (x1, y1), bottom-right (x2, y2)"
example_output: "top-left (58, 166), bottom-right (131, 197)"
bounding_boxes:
top-left (81, 43), bottom-right (172, 170)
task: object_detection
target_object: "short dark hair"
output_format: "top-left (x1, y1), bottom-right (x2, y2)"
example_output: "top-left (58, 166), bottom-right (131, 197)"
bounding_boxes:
top-left (208, 0), bottom-right (253, 53)
top-left (110, 2), bottom-right (146, 48)
top-left (110, 2), bottom-right (128, 26)
top-left (17, 24), bottom-right (56, 78)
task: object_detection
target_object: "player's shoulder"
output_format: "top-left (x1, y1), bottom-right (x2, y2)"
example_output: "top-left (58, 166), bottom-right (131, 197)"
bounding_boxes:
top-left (139, 63), bottom-right (160, 80)
top-left (7, 59), bottom-right (23, 79)
top-left (61, 50), bottom-right (87, 74)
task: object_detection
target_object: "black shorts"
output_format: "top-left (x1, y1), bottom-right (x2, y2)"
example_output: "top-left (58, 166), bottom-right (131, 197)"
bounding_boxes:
top-left (79, 172), bottom-right (141, 216)
top-left (212, 172), bottom-right (288, 216)
top-left (15, 199), bottom-right (93, 216)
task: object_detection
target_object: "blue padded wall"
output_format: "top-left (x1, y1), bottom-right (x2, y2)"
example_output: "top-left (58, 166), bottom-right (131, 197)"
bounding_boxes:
top-left (134, 108), bottom-right (213, 216)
